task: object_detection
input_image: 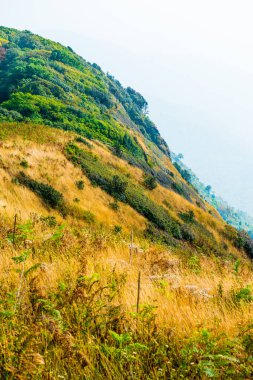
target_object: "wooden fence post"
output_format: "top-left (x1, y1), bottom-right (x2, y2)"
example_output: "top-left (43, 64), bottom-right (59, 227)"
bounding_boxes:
top-left (136, 270), bottom-right (141, 313)
top-left (13, 213), bottom-right (17, 247)
top-left (129, 229), bottom-right (134, 265)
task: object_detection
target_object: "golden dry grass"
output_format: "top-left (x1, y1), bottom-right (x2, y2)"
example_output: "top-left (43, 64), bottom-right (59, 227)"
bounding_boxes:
top-left (0, 123), bottom-right (252, 378)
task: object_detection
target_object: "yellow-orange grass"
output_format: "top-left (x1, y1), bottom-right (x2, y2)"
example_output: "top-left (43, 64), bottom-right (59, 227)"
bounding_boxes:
top-left (1, 238), bottom-right (252, 341)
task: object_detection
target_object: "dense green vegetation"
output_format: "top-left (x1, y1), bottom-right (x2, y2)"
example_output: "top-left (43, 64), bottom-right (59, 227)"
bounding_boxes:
top-left (0, 26), bottom-right (170, 164)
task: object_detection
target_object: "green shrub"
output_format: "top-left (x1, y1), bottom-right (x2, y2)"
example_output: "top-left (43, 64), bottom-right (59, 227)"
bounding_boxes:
top-left (113, 225), bottom-right (122, 234)
top-left (40, 215), bottom-right (57, 227)
top-left (181, 224), bottom-right (195, 243)
top-left (109, 175), bottom-right (127, 199)
top-left (143, 174), bottom-right (157, 190)
top-left (75, 136), bottom-right (93, 148)
top-left (188, 254), bottom-right (201, 273)
top-left (82, 210), bottom-right (95, 224)
top-left (234, 286), bottom-right (253, 303)
top-left (16, 172), bottom-right (65, 212)
top-left (237, 231), bottom-right (253, 259)
top-left (75, 180), bottom-right (84, 190)
top-left (144, 223), bottom-right (178, 246)
top-left (109, 200), bottom-right (120, 211)
top-left (180, 210), bottom-right (195, 223)
top-left (20, 159), bottom-right (29, 168)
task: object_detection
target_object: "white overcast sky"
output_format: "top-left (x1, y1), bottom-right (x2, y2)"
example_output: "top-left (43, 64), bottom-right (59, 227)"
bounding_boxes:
top-left (1, 0), bottom-right (253, 214)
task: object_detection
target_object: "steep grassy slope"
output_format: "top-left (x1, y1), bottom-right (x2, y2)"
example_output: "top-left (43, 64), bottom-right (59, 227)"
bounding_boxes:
top-left (0, 122), bottom-right (249, 259)
top-left (0, 27), bottom-right (252, 379)
top-left (0, 26), bottom-right (208, 207)
top-left (0, 122), bottom-right (252, 378)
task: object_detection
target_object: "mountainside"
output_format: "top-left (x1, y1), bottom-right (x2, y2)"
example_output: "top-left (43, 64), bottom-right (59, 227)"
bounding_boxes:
top-left (0, 27), bottom-right (253, 379)
top-left (173, 153), bottom-right (253, 238)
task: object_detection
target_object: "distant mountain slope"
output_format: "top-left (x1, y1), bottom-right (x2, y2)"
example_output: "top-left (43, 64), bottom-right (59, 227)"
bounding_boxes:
top-left (172, 153), bottom-right (253, 238)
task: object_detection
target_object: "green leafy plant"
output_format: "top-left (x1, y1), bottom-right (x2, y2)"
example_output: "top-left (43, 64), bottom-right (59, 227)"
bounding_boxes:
top-left (75, 180), bottom-right (84, 190)
top-left (20, 159), bottom-right (28, 168)
top-left (109, 200), bottom-right (120, 211)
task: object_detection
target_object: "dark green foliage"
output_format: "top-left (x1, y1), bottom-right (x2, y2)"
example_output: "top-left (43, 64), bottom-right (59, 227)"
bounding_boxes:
top-left (180, 224), bottom-right (196, 243)
top-left (82, 210), bottom-right (95, 224)
top-left (75, 180), bottom-right (84, 190)
top-left (40, 215), bottom-right (57, 227)
top-left (237, 231), bottom-right (253, 259)
top-left (174, 162), bottom-right (192, 183)
top-left (0, 106), bottom-right (22, 121)
top-left (109, 175), bottom-right (127, 199)
top-left (75, 136), bottom-right (93, 148)
top-left (16, 171), bottom-right (64, 211)
top-left (143, 174), bottom-right (157, 190)
top-left (20, 159), bottom-right (28, 168)
top-left (144, 223), bottom-right (178, 246)
top-left (126, 87), bottom-right (148, 112)
top-left (233, 286), bottom-right (253, 303)
top-left (113, 225), bottom-right (122, 233)
top-left (180, 210), bottom-right (195, 223)
top-left (113, 142), bottom-right (123, 158)
top-left (109, 201), bottom-right (120, 211)
top-left (171, 181), bottom-right (191, 201)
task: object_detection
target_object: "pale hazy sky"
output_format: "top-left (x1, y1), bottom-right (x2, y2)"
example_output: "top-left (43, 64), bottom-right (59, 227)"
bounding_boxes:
top-left (1, 0), bottom-right (253, 214)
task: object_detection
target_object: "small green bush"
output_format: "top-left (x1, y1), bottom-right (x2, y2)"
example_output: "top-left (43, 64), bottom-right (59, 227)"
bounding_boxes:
top-left (40, 215), bottom-right (57, 227)
top-left (82, 210), bottom-right (95, 224)
top-left (143, 174), bottom-right (157, 190)
top-left (234, 286), bottom-right (253, 303)
top-left (180, 210), bottom-right (195, 223)
top-left (109, 200), bottom-right (120, 211)
top-left (75, 180), bottom-right (84, 190)
top-left (20, 159), bottom-right (29, 168)
top-left (109, 175), bottom-right (128, 199)
top-left (113, 225), bottom-right (122, 234)
top-left (181, 224), bottom-right (195, 243)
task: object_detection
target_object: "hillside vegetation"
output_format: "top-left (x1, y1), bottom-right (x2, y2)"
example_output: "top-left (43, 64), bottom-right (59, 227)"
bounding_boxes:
top-left (173, 153), bottom-right (253, 238)
top-left (0, 27), bottom-right (252, 379)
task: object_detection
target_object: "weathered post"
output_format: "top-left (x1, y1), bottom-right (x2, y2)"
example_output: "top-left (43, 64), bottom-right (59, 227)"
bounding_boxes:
top-left (136, 270), bottom-right (141, 313)
top-left (13, 213), bottom-right (17, 247)
top-left (129, 229), bottom-right (134, 265)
